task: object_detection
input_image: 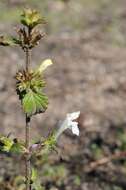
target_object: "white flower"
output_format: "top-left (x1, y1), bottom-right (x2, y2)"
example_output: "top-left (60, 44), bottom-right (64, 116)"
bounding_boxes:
top-left (35, 59), bottom-right (53, 74)
top-left (55, 111), bottom-right (80, 140)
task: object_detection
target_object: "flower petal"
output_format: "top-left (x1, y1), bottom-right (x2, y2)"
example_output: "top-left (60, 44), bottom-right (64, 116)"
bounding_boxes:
top-left (37, 59), bottom-right (53, 74)
top-left (71, 122), bottom-right (79, 136)
top-left (67, 111), bottom-right (80, 121)
top-left (55, 119), bottom-right (68, 139)
top-left (55, 111), bottom-right (80, 140)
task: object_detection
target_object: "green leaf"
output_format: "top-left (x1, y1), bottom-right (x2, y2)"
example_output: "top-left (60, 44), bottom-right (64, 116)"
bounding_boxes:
top-left (31, 168), bottom-right (38, 182)
top-left (0, 136), bottom-right (13, 152)
top-left (31, 168), bottom-right (45, 190)
top-left (21, 9), bottom-right (45, 29)
top-left (12, 37), bottom-right (22, 45)
top-left (0, 136), bottom-right (26, 155)
top-left (44, 134), bottom-right (56, 150)
top-left (0, 36), bottom-right (15, 46)
top-left (10, 141), bottom-right (26, 154)
top-left (23, 90), bottom-right (48, 116)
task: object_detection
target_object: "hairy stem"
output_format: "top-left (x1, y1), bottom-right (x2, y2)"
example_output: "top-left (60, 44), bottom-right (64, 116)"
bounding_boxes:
top-left (25, 115), bottom-right (31, 190)
top-left (26, 48), bottom-right (31, 72)
top-left (25, 47), bottom-right (31, 190)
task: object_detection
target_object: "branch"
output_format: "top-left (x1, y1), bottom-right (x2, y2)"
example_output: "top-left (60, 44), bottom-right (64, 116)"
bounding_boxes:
top-left (84, 151), bottom-right (126, 172)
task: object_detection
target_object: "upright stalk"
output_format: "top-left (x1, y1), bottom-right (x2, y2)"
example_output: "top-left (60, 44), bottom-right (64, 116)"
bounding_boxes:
top-left (0, 8), bottom-right (50, 190)
top-left (26, 48), bottom-right (31, 72)
top-left (25, 48), bottom-right (31, 190)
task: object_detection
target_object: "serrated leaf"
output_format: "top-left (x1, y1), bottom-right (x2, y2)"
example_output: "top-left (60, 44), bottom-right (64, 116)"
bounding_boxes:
top-left (21, 9), bottom-right (45, 28)
top-left (12, 37), bottom-right (22, 45)
top-left (0, 36), bottom-right (15, 46)
top-left (0, 136), bottom-right (13, 152)
top-left (23, 90), bottom-right (48, 116)
top-left (10, 142), bottom-right (26, 154)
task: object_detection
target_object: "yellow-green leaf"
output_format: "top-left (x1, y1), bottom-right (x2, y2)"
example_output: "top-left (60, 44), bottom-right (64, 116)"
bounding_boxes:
top-left (23, 90), bottom-right (48, 116)
top-left (21, 9), bottom-right (45, 28)
top-left (0, 136), bottom-right (13, 152)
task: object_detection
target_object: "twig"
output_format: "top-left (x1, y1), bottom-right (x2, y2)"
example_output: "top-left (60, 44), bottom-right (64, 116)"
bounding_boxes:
top-left (85, 151), bottom-right (126, 172)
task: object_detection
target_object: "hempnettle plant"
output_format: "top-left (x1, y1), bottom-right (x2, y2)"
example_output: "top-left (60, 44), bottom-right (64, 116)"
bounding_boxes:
top-left (0, 9), bottom-right (80, 190)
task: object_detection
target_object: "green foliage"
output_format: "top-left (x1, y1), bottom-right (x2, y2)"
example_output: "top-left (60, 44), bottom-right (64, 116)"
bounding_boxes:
top-left (0, 136), bottom-right (13, 152)
top-left (73, 175), bottom-right (81, 186)
top-left (116, 128), bottom-right (126, 151)
top-left (0, 9), bottom-right (45, 50)
top-left (21, 8), bottom-right (45, 29)
top-left (32, 183), bottom-right (45, 190)
top-left (113, 186), bottom-right (124, 190)
top-left (22, 90), bottom-right (48, 116)
top-left (0, 136), bottom-right (26, 154)
top-left (13, 175), bottom-right (25, 190)
top-left (10, 140), bottom-right (26, 154)
top-left (0, 7), bottom-right (55, 190)
top-left (31, 168), bottom-right (38, 182)
top-left (12, 27), bottom-right (44, 50)
top-left (43, 134), bottom-right (56, 152)
top-left (42, 164), bottom-right (68, 185)
top-left (30, 134), bottom-right (56, 157)
top-left (16, 69), bottom-right (48, 116)
top-left (16, 70), bottom-right (45, 93)
top-left (31, 168), bottom-right (45, 190)
top-left (90, 143), bottom-right (104, 160)
top-left (0, 35), bottom-right (15, 46)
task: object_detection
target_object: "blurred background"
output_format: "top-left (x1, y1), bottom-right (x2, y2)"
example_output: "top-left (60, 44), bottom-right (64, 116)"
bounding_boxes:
top-left (1, 0), bottom-right (126, 189)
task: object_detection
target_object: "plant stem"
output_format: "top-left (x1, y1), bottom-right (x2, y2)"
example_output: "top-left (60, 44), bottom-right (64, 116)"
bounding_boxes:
top-left (25, 115), bottom-right (31, 190)
top-left (25, 47), bottom-right (31, 190)
top-left (26, 48), bottom-right (31, 72)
